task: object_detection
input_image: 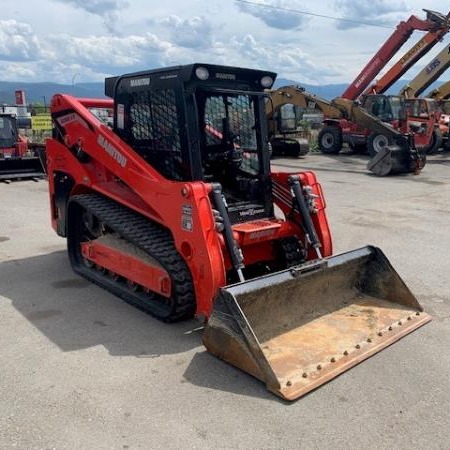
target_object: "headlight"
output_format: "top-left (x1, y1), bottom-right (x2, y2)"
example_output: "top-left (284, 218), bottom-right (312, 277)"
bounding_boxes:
top-left (195, 67), bottom-right (210, 80)
top-left (261, 76), bottom-right (273, 88)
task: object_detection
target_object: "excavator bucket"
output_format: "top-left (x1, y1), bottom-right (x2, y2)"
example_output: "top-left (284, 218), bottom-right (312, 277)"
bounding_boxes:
top-left (203, 246), bottom-right (431, 401)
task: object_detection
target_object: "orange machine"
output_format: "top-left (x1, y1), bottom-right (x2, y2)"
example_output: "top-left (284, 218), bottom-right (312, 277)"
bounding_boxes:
top-left (46, 63), bottom-right (430, 400)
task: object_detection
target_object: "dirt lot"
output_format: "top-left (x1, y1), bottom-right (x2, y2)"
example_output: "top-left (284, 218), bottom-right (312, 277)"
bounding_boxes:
top-left (1, 152), bottom-right (449, 449)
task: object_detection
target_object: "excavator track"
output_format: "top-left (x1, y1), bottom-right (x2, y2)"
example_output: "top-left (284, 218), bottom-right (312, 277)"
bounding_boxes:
top-left (67, 193), bottom-right (196, 322)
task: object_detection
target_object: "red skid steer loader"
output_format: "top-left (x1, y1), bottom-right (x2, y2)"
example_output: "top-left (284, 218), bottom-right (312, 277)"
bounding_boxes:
top-left (45, 64), bottom-right (430, 400)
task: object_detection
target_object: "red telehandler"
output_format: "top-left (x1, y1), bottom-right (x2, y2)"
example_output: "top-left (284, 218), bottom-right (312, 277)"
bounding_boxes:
top-left (46, 63), bottom-right (430, 400)
top-left (315, 9), bottom-right (449, 172)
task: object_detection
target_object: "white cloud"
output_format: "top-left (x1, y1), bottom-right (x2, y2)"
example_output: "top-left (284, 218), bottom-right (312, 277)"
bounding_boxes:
top-left (46, 33), bottom-right (173, 70)
top-left (155, 15), bottom-right (214, 49)
top-left (1, 0), bottom-right (448, 85)
top-left (334, 0), bottom-right (407, 29)
top-left (52, 0), bottom-right (129, 32)
top-left (0, 20), bottom-right (41, 61)
top-left (236, 0), bottom-right (309, 30)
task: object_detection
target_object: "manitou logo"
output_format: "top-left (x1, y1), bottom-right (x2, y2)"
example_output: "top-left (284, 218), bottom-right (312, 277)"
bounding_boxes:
top-left (130, 77), bottom-right (150, 87)
top-left (354, 58), bottom-right (381, 88)
top-left (97, 135), bottom-right (127, 168)
top-left (215, 73), bottom-right (236, 80)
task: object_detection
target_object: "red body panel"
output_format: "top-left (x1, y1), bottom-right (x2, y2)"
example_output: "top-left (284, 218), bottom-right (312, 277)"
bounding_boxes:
top-left (81, 240), bottom-right (172, 297)
top-left (47, 94), bottom-right (332, 318)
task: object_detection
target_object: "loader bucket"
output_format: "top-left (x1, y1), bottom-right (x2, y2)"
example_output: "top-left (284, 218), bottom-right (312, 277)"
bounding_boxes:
top-left (0, 157), bottom-right (46, 181)
top-left (367, 145), bottom-right (425, 176)
top-left (203, 246), bottom-right (431, 401)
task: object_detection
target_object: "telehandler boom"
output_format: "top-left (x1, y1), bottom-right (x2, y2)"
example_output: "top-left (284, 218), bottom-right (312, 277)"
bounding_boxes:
top-left (344, 9), bottom-right (449, 100)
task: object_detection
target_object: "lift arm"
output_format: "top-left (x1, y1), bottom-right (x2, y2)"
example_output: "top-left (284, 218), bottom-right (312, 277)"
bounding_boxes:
top-left (342, 9), bottom-right (449, 100)
top-left (399, 44), bottom-right (450, 98)
top-left (266, 85), bottom-right (344, 125)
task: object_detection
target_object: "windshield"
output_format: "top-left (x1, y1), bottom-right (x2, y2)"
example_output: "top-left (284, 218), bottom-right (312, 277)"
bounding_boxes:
top-left (442, 101), bottom-right (450, 115)
top-left (199, 92), bottom-right (260, 177)
top-left (365, 96), bottom-right (403, 121)
top-left (0, 116), bottom-right (16, 148)
top-left (406, 99), bottom-right (429, 118)
top-left (388, 97), bottom-right (404, 120)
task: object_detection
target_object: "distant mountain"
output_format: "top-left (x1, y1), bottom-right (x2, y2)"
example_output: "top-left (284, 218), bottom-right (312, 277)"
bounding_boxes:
top-left (0, 81), bottom-right (105, 105)
top-left (0, 78), bottom-right (446, 105)
top-left (274, 78), bottom-right (445, 100)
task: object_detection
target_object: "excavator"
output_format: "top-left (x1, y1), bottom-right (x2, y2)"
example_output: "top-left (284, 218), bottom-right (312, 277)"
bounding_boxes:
top-left (45, 63), bottom-right (430, 400)
top-left (265, 100), bottom-right (310, 158)
top-left (0, 112), bottom-right (46, 181)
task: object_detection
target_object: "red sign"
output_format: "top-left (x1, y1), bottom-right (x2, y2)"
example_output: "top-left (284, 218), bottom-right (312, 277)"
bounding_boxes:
top-left (15, 90), bottom-right (26, 106)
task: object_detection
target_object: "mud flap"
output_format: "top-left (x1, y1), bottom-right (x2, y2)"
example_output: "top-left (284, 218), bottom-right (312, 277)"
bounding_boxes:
top-left (367, 145), bottom-right (422, 176)
top-left (203, 246), bottom-right (431, 401)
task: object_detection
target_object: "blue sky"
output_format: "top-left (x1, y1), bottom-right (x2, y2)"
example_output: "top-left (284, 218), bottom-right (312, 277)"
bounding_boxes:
top-left (1, 0), bottom-right (449, 85)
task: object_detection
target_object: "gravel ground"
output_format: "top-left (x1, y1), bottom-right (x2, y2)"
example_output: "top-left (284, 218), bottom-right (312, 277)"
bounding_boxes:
top-left (0, 152), bottom-right (449, 449)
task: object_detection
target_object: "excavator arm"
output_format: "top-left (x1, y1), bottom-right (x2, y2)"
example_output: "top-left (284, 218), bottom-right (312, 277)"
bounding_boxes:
top-left (399, 44), bottom-right (450, 98)
top-left (266, 86), bottom-right (346, 157)
top-left (266, 86), bottom-right (344, 127)
top-left (343, 9), bottom-right (449, 100)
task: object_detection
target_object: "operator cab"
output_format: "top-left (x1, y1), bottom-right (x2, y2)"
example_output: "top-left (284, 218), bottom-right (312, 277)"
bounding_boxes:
top-left (361, 95), bottom-right (406, 122)
top-left (107, 64), bottom-right (277, 224)
top-left (0, 115), bottom-right (17, 150)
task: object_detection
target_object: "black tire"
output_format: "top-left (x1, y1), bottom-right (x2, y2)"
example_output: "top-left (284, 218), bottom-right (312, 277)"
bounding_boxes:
top-left (367, 133), bottom-right (390, 158)
top-left (318, 126), bottom-right (342, 154)
top-left (426, 128), bottom-right (442, 154)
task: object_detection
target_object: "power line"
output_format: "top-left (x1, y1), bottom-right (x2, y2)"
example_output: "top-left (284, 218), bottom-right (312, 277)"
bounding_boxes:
top-left (235, 0), bottom-right (394, 29)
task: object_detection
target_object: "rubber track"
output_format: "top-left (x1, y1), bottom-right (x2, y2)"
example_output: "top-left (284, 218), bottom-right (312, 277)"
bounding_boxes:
top-left (69, 193), bottom-right (196, 322)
